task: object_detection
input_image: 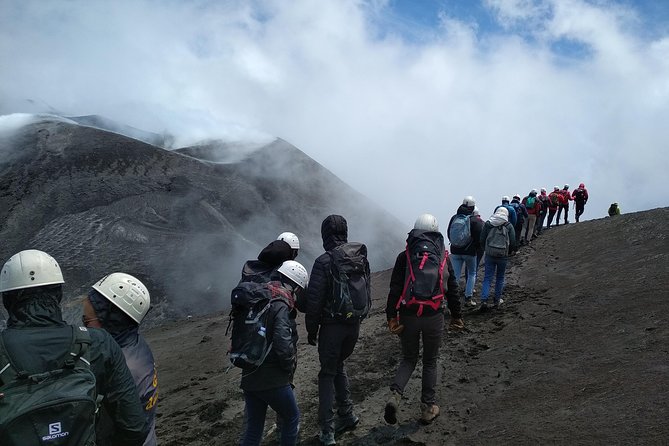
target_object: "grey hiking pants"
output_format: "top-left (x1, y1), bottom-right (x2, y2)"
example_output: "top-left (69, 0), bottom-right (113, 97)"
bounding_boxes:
top-left (317, 322), bottom-right (360, 434)
top-left (390, 313), bottom-right (444, 405)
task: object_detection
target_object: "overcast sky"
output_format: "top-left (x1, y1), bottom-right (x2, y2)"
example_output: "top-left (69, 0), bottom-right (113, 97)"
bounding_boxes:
top-left (1, 0), bottom-right (667, 227)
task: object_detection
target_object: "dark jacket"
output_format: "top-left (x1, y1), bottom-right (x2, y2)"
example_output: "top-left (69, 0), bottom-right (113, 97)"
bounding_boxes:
top-left (240, 240), bottom-right (293, 284)
top-left (510, 200), bottom-right (528, 226)
top-left (385, 248), bottom-right (461, 320)
top-left (240, 284), bottom-right (297, 392)
top-left (1, 286), bottom-right (148, 446)
top-left (446, 205), bottom-right (483, 256)
top-left (306, 215), bottom-right (367, 336)
top-left (88, 291), bottom-right (157, 446)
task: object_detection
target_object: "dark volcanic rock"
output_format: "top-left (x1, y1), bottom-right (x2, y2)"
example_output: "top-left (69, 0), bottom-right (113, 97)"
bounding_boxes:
top-left (0, 118), bottom-right (405, 324)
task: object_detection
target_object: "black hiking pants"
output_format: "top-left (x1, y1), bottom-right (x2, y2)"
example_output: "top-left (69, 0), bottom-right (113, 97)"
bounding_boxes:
top-left (557, 204), bottom-right (569, 224)
top-left (317, 322), bottom-right (360, 434)
top-left (390, 313), bottom-right (443, 405)
top-left (547, 209), bottom-right (557, 227)
top-left (575, 202), bottom-right (585, 221)
top-left (536, 210), bottom-right (547, 233)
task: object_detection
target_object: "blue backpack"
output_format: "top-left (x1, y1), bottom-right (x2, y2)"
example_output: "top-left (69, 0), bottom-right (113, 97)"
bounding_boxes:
top-left (448, 214), bottom-right (472, 248)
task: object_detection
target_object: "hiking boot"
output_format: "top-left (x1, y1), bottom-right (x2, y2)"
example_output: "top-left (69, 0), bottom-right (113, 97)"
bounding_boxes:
top-left (384, 390), bottom-right (401, 425)
top-left (319, 431), bottom-right (336, 446)
top-left (479, 302), bottom-right (489, 313)
top-left (464, 299), bottom-right (477, 308)
top-left (420, 403), bottom-right (440, 424)
top-left (335, 414), bottom-right (359, 433)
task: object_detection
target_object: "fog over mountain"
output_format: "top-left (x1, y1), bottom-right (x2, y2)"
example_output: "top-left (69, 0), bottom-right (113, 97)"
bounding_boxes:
top-left (0, 115), bottom-right (405, 324)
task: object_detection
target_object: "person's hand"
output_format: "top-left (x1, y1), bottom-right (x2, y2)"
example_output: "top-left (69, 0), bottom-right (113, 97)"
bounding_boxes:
top-left (387, 318), bottom-right (404, 335)
top-left (449, 318), bottom-right (465, 331)
top-left (308, 332), bottom-right (318, 346)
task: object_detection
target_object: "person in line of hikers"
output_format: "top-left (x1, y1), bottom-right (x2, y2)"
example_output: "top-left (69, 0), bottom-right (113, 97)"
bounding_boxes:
top-left (0, 250), bottom-right (148, 446)
top-left (535, 187), bottom-right (550, 235)
top-left (608, 202), bottom-right (621, 216)
top-left (241, 232), bottom-right (300, 284)
top-left (464, 206), bottom-right (485, 295)
top-left (446, 196), bottom-right (483, 307)
top-left (478, 207), bottom-right (517, 312)
top-left (494, 196), bottom-right (517, 228)
top-left (556, 184), bottom-right (572, 225)
top-left (546, 186), bottom-right (561, 228)
top-left (572, 183), bottom-right (589, 222)
top-left (509, 194), bottom-right (527, 247)
top-left (520, 189), bottom-right (541, 244)
top-left (384, 213), bottom-right (463, 426)
top-left (83, 273), bottom-right (158, 446)
top-left (305, 215), bottom-right (370, 446)
top-left (234, 260), bottom-right (309, 446)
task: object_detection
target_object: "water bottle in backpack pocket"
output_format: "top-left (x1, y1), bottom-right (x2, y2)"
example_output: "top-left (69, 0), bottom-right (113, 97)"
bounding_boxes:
top-left (328, 242), bottom-right (371, 320)
top-left (0, 326), bottom-right (97, 446)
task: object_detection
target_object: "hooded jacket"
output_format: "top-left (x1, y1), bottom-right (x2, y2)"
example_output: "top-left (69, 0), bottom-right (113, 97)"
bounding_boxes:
top-left (1, 286), bottom-right (148, 446)
top-left (446, 204), bottom-right (483, 256)
top-left (495, 203), bottom-right (517, 226)
top-left (240, 240), bottom-right (293, 284)
top-left (88, 290), bottom-right (158, 446)
top-left (306, 215), bottom-right (366, 336)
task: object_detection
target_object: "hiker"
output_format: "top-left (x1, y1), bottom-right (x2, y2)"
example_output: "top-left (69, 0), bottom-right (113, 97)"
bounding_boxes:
top-left (546, 186), bottom-right (561, 228)
top-left (572, 183), bottom-right (589, 222)
top-left (495, 196), bottom-right (517, 227)
top-left (384, 214), bottom-right (462, 426)
top-left (471, 206), bottom-right (485, 269)
top-left (305, 215), bottom-right (371, 446)
top-left (277, 232), bottom-right (300, 260)
top-left (478, 207), bottom-right (517, 312)
top-left (556, 184), bottom-right (572, 225)
top-left (234, 260), bottom-right (309, 446)
top-left (509, 195), bottom-right (527, 245)
top-left (84, 273), bottom-right (158, 446)
top-left (447, 196), bottom-right (483, 307)
top-left (536, 188), bottom-right (550, 234)
top-left (241, 233), bottom-right (300, 284)
top-left (0, 250), bottom-right (148, 446)
top-left (608, 202), bottom-right (621, 216)
top-left (520, 189), bottom-right (541, 243)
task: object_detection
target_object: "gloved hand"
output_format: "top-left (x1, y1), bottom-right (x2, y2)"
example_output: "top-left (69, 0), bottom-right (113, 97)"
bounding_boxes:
top-left (387, 318), bottom-right (404, 335)
top-left (449, 318), bottom-right (465, 331)
top-left (307, 332), bottom-right (318, 346)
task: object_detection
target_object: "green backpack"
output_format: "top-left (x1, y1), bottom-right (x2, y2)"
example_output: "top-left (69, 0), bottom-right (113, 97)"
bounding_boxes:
top-left (0, 326), bottom-right (97, 446)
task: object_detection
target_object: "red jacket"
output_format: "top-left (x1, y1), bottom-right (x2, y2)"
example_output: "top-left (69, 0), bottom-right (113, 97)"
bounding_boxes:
top-left (572, 187), bottom-right (589, 203)
top-left (521, 195), bottom-right (542, 215)
top-left (548, 192), bottom-right (560, 210)
top-left (558, 190), bottom-right (572, 205)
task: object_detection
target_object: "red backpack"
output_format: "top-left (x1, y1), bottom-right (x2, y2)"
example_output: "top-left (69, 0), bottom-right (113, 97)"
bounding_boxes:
top-left (396, 229), bottom-right (449, 316)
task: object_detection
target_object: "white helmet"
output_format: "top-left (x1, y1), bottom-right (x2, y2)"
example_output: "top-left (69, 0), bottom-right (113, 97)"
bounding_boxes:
top-left (0, 249), bottom-right (65, 292)
top-left (472, 206), bottom-right (480, 217)
top-left (277, 260), bottom-right (308, 289)
top-left (553, 186), bottom-right (560, 191)
top-left (414, 213), bottom-right (439, 231)
top-left (541, 187), bottom-right (547, 193)
top-left (502, 195), bottom-right (510, 202)
top-left (277, 232), bottom-right (300, 250)
top-left (531, 189), bottom-right (538, 195)
top-left (563, 184), bottom-right (570, 190)
top-left (462, 196), bottom-right (476, 207)
top-left (92, 273), bottom-right (150, 324)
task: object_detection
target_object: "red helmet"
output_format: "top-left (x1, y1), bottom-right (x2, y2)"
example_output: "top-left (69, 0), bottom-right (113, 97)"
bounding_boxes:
top-left (579, 183), bottom-right (585, 188)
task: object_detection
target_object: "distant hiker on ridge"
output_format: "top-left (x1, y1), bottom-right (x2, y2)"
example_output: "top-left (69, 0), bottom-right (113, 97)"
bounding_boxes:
top-left (495, 196), bottom-right (517, 228)
top-left (556, 184), bottom-right (572, 225)
top-left (306, 215), bottom-right (371, 446)
top-left (546, 186), bottom-right (561, 229)
top-left (536, 188), bottom-right (550, 235)
top-left (509, 195), bottom-right (527, 245)
top-left (572, 183), bottom-right (589, 222)
top-left (520, 189), bottom-right (541, 244)
top-left (384, 213), bottom-right (462, 426)
top-left (447, 196), bottom-right (482, 307)
top-left (608, 202), bottom-right (621, 216)
top-left (84, 273), bottom-right (158, 446)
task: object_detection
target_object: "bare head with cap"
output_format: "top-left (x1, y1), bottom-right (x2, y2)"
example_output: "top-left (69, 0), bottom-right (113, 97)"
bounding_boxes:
top-left (414, 213), bottom-right (439, 232)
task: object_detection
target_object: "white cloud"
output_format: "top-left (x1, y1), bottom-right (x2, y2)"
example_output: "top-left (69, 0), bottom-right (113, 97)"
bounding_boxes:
top-left (0, 0), bottom-right (666, 227)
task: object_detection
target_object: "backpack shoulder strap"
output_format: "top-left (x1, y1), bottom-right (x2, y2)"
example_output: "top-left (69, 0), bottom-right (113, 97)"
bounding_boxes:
top-left (65, 325), bottom-right (92, 368)
top-left (0, 332), bottom-right (20, 386)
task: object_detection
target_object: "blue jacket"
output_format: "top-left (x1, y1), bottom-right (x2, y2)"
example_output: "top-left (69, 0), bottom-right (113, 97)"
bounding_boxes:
top-left (494, 203), bottom-right (517, 227)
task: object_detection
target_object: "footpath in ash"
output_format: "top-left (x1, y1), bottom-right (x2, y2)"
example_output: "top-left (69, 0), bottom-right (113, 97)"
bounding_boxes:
top-left (148, 209), bottom-right (669, 445)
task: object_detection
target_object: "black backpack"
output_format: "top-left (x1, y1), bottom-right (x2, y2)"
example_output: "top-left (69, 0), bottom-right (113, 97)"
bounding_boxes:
top-left (328, 242), bottom-right (371, 320)
top-left (227, 282), bottom-right (292, 370)
top-left (396, 230), bottom-right (448, 316)
top-left (0, 326), bottom-right (97, 446)
top-left (574, 189), bottom-right (586, 202)
top-left (240, 260), bottom-right (279, 284)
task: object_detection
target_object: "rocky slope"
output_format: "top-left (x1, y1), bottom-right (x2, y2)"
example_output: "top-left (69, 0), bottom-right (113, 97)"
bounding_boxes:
top-left (0, 117), bottom-right (405, 324)
top-left (148, 208), bottom-right (669, 445)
